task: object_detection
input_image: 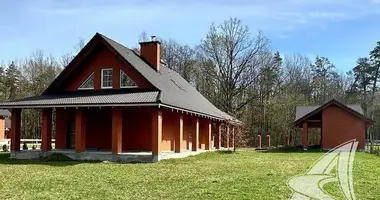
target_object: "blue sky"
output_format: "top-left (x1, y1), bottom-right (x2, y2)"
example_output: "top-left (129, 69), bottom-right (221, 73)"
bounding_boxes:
top-left (1, 0), bottom-right (380, 72)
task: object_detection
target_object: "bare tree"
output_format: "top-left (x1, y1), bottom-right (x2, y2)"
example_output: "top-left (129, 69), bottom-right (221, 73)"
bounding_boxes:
top-left (161, 39), bottom-right (196, 82)
top-left (200, 17), bottom-right (270, 115)
top-left (74, 38), bottom-right (85, 53)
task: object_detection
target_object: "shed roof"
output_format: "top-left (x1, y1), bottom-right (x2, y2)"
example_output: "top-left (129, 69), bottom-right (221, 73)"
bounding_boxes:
top-left (0, 109), bottom-right (10, 117)
top-left (294, 99), bottom-right (372, 126)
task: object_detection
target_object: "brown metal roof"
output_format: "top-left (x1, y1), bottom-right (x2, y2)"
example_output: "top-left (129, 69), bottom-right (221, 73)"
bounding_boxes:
top-left (295, 104), bottom-right (363, 121)
top-left (0, 33), bottom-right (237, 122)
top-left (0, 90), bottom-right (159, 108)
top-left (294, 99), bottom-right (372, 126)
top-left (13, 33), bottom-right (234, 121)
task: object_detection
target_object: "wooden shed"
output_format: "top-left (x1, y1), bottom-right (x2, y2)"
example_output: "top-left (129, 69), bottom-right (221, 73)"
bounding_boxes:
top-left (294, 99), bottom-right (373, 150)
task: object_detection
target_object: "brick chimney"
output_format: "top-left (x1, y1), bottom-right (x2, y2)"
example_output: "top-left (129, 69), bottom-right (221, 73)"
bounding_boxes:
top-left (139, 36), bottom-right (161, 71)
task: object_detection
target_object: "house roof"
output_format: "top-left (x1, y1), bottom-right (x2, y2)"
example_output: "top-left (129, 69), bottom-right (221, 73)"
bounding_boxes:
top-left (0, 90), bottom-right (159, 108)
top-left (294, 99), bottom-right (373, 126)
top-left (0, 109), bottom-right (10, 117)
top-left (99, 34), bottom-right (233, 121)
top-left (0, 33), bottom-right (236, 122)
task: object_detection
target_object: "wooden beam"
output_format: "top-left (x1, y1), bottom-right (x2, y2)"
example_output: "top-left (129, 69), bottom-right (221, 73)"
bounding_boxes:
top-left (10, 109), bottom-right (21, 151)
top-left (205, 120), bottom-right (212, 150)
top-left (152, 109), bottom-right (163, 159)
top-left (175, 115), bottom-right (183, 153)
top-left (41, 109), bottom-right (52, 151)
top-left (112, 107), bottom-right (123, 154)
top-left (75, 109), bottom-right (86, 152)
top-left (192, 118), bottom-right (199, 151)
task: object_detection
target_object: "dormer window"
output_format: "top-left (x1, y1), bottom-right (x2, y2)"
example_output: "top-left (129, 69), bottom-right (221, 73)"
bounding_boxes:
top-left (101, 68), bottom-right (113, 89)
top-left (78, 72), bottom-right (94, 89)
top-left (120, 70), bottom-right (137, 88)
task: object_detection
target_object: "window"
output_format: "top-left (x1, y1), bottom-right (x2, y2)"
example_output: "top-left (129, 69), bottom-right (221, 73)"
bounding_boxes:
top-left (101, 69), bottom-right (113, 88)
top-left (120, 70), bottom-right (137, 88)
top-left (78, 72), bottom-right (94, 89)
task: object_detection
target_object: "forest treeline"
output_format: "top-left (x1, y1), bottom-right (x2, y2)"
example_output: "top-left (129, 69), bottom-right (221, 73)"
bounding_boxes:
top-left (1, 18), bottom-right (380, 147)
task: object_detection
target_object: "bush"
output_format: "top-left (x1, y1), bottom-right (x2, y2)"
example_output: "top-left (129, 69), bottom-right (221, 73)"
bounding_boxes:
top-left (40, 153), bottom-right (74, 161)
top-left (22, 142), bottom-right (28, 150)
top-left (374, 147), bottom-right (380, 156)
top-left (32, 145), bottom-right (36, 150)
top-left (217, 150), bottom-right (234, 154)
top-left (2, 144), bottom-right (8, 152)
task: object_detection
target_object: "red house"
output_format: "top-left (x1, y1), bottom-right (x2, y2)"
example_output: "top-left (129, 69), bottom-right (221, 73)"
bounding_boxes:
top-left (0, 109), bottom-right (11, 141)
top-left (0, 33), bottom-right (239, 162)
top-left (294, 99), bottom-right (373, 150)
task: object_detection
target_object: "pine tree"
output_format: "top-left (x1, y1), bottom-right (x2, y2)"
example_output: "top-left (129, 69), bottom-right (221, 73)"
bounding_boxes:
top-left (310, 56), bottom-right (336, 103)
top-left (4, 61), bottom-right (22, 100)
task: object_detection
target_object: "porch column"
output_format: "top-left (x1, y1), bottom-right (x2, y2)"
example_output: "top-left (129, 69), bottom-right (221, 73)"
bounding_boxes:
top-left (41, 109), bottom-right (52, 151)
top-left (256, 135), bottom-right (262, 149)
top-left (284, 135), bottom-right (290, 146)
top-left (205, 120), bottom-right (212, 150)
top-left (10, 109), bottom-right (21, 151)
top-left (175, 115), bottom-right (183, 153)
top-left (215, 122), bottom-right (222, 149)
top-left (231, 126), bottom-right (235, 149)
top-left (152, 109), bottom-right (162, 162)
top-left (302, 122), bottom-right (308, 150)
top-left (112, 107), bottom-right (123, 154)
top-left (75, 109), bottom-right (86, 152)
top-left (55, 108), bottom-right (67, 149)
top-left (266, 135), bottom-right (271, 147)
top-left (191, 118), bottom-right (199, 151)
top-left (226, 125), bottom-right (230, 149)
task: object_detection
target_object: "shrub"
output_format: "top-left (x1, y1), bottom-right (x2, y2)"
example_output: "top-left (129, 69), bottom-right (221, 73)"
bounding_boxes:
top-left (22, 142), bottom-right (28, 150)
top-left (32, 145), bottom-right (36, 150)
top-left (374, 147), bottom-right (380, 156)
top-left (40, 153), bottom-right (73, 161)
top-left (217, 150), bottom-right (234, 154)
top-left (2, 144), bottom-right (8, 152)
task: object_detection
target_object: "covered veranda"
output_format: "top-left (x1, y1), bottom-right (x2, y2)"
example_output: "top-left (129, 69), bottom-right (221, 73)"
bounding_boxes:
top-left (2, 94), bottom-right (239, 162)
top-left (295, 99), bottom-right (372, 150)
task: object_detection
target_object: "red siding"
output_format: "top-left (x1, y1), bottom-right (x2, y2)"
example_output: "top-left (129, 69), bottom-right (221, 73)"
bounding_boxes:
top-left (63, 44), bottom-right (152, 91)
top-left (0, 117), bottom-right (5, 140)
top-left (55, 107), bottom-right (211, 152)
top-left (322, 105), bottom-right (366, 149)
top-left (182, 117), bottom-right (190, 150)
top-left (122, 107), bottom-right (152, 151)
top-left (199, 119), bottom-right (208, 150)
top-left (55, 108), bottom-right (67, 149)
top-left (161, 110), bottom-right (176, 151)
top-left (85, 108), bottom-right (112, 150)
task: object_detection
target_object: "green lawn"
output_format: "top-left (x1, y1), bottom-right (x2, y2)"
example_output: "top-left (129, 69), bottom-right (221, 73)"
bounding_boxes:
top-left (0, 149), bottom-right (379, 200)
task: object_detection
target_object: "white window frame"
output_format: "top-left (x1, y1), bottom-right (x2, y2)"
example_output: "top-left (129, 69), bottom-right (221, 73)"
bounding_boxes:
top-left (120, 70), bottom-right (138, 88)
top-left (78, 72), bottom-right (94, 90)
top-left (101, 68), bottom-right (113, 89)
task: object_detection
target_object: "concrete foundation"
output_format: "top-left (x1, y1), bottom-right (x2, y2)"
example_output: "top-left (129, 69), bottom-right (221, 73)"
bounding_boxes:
top-left (10, 149), bottom-right (215, 163)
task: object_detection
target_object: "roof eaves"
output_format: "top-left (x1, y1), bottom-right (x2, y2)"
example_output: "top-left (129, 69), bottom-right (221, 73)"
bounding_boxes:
top-left (294, 99), bottom-right (373, 126)
top-left (0, 102), bottom-right (160, 109)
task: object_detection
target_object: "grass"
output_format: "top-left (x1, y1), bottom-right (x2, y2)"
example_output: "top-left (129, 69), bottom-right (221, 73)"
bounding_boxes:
top-left (0, 149), bottom-right (379, 200)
